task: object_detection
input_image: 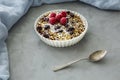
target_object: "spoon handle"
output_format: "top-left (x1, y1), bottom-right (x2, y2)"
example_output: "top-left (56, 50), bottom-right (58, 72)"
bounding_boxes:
top-left (53, 58), bottom-right (88, 72)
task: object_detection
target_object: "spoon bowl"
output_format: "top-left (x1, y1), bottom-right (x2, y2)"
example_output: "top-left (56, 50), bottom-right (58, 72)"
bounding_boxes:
top-left (89, 50), bottom-right (107, 62)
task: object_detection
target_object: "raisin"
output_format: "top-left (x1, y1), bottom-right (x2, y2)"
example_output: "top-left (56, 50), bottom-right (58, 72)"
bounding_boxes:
top-left (44, 17), bottom-right (49, 21)
top-left (43, 34), bottom-right (49, 38)
top-left (44, 25), bottom-right (50, 30)
top-left (67, 27), bottom-right (75, 32)
top-left (57, 30), bottom-right (63, 33)
top-left (67, 11), bottom-right (70, 14)
top-left (69, 12), bottom-right (74, 17)
top-left (37, 26), bottom-right (42, 32)
top-left (54, 26), bottom-right (61, 30)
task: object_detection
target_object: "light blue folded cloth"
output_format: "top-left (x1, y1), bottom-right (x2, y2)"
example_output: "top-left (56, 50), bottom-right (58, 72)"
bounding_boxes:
top-left (0, 0), bottom-right (120, 80)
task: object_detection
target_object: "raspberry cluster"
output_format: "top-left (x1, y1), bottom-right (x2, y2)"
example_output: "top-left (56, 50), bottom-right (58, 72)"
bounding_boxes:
top-left (49, 11), bottom-right (67, 25)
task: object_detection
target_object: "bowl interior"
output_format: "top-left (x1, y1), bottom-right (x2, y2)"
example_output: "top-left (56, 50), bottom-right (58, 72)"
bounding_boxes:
top-left (34, 9), bottom-right (88, 42)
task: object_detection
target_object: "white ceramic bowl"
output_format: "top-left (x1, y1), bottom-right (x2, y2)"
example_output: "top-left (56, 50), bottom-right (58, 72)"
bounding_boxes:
top-left (34, 9), bottom-right (88, 47)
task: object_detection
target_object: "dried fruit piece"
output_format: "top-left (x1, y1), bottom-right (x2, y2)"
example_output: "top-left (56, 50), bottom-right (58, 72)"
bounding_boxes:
top-left (69, 12), bottom-right (74, 17)
top-left (66, 11), bottom-right (70, 14)
top-left (44, 17), bottom-right (49, 21)
top-left (43, 33), bottom-right (49, 38)
top-left (58, 30), bottom-right (63, 33)
top-left (67, 27), bottom-right (75, 32)
top-left (37, 26), bottom-right (42, 32)
top-left (54, 26), bottom-right (61, 30)
top-left (44, 25), bottom-right (50, 30)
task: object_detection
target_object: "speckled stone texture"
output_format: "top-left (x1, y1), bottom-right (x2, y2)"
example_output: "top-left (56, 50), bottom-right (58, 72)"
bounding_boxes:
top-left (7, 2), bottom-right (120, 80)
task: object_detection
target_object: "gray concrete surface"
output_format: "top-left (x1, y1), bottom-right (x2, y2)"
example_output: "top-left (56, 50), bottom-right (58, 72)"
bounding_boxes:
top-left (7, 2), bottom-right (120, 80)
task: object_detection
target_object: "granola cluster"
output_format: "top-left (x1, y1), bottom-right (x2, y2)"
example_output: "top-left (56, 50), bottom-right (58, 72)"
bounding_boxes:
top-left (36, 10), bottom-right (85, 40)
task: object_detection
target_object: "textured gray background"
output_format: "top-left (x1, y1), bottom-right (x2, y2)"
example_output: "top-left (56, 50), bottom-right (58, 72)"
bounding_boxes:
top-left (7, 2), bottom-right (120, 80)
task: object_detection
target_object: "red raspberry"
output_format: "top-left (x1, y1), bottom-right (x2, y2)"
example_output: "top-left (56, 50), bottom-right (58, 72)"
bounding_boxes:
top-left (60, 11), bottom-right (67, 17)
top-left (49, 17), bottom-right (56, 25)
top-left (60, 17), bottom-right (67, 25)
top-left (56, 14), bottom-right (62, 21)
top-left (49, 12), bottom-right (56, 18)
